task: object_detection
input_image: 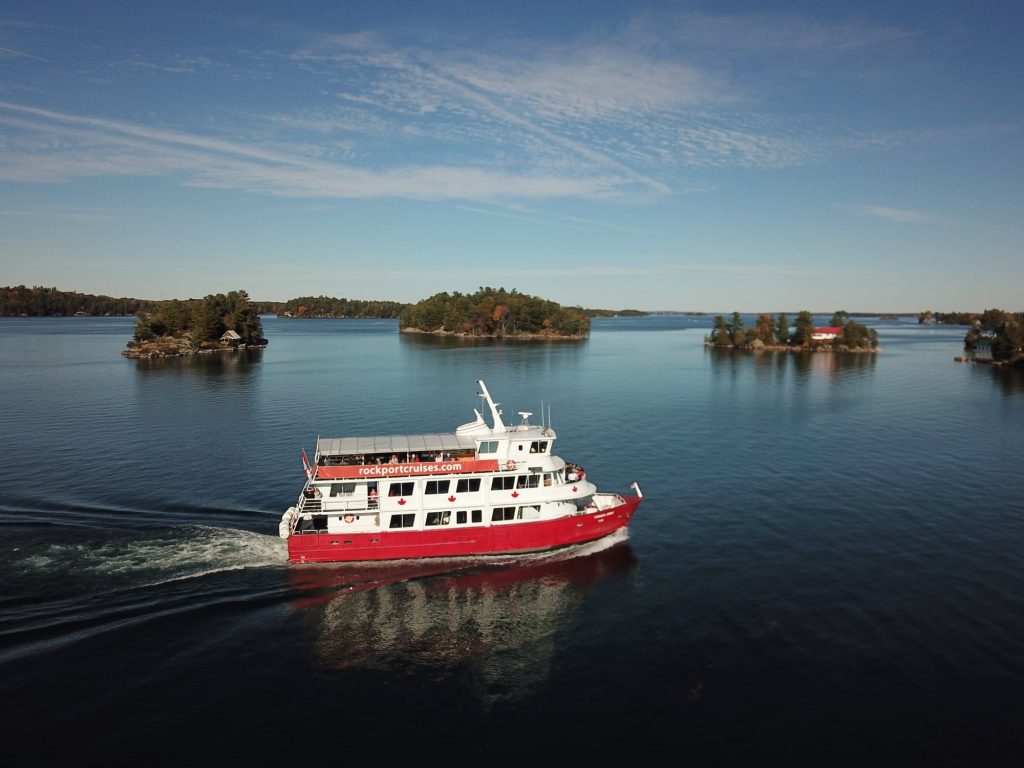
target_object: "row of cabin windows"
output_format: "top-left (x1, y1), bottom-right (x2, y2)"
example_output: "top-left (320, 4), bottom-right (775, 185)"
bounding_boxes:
top-left (390, 506), bottom-right (540, 528)
top-left (330, 473), bottom-right (558, 500)
top-left (391, 509), bottom-right (485, 528)
top-left (424, 478), bottom-right (483, 494)
top-left (491, 474), bottom-right (543, 491)
top-left (479, 440), bottom-right (550, 457)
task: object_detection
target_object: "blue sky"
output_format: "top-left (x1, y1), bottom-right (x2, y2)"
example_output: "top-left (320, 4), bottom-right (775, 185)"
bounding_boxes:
top-left (1, 1), bottom-right (1021, 311)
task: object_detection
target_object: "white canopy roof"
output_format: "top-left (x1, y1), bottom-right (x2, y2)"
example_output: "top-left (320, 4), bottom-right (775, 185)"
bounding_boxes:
top-left (316, 433), bottom-right (478, 457)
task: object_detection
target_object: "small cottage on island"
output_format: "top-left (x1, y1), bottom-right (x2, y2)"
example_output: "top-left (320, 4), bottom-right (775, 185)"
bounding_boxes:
top-left (811, 326), bottom-right (843, 341)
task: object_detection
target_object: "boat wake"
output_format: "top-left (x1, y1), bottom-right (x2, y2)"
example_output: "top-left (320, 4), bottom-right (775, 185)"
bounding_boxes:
top-left (12, 525), bottom-right (288, 588)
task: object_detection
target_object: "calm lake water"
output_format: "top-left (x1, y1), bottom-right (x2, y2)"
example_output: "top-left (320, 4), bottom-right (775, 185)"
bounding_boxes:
top-left (1, 315), bottom-right (1022, 766)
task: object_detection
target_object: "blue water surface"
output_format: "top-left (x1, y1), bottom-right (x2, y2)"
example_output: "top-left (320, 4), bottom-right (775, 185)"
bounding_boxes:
top-left (0, 315), bottom-right (1022, 766)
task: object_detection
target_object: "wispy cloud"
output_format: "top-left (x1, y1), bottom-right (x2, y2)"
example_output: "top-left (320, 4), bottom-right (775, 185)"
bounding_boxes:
top-left (0, 100), bottom-right (629, 200)
top-left (0, 44), bottom-right (51, 63)
top-left (0, 10), bottom-right (961, 205)
top-left (846, 204), bottom-right (937, 223)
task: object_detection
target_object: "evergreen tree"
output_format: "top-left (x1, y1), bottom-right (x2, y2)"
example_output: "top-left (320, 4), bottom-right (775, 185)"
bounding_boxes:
top-left (792, 310), bottom-right (815, 345)
top-left (775, 312), bottom-right (790, 344)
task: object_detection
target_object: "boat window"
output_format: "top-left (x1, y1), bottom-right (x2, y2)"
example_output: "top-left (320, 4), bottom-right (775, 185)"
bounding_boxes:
top-left (456, 478), bottom-right (481, 493)
top-left (425, 511), bottom-right (451, 526)
top-left (329, 483), bottom-right (357, 497)
top-left (543, 473), bottom-right (553, 487)
top-left (388, 481), bottom-right (414, 497)
top-left (516, 475), bottom-right (539, 489)
top-left (518, 505), bottom-right (541, 520)
top-left (530, 441), bottom-right (549, 454)
top-left (456, 510), bottom-right (467, 524)
top-left (472, 509), bottom-right (482, 523)
top-left (424, 480), bottom-right (450, 495)
top-left (478, 441), bottom-right (498, 454)
top-left (491, 476), bottom-right (515, 491)
top-left (389, 513), bottom-right (415, 529)
top-left (491, 506), bottom-right (516, 522)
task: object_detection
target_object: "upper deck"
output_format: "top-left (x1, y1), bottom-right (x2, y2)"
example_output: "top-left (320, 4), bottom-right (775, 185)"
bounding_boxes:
top-left (310, 379), bottom-right (559, 481)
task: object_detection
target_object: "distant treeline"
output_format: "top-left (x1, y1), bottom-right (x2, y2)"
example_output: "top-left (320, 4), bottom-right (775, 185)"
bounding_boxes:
top-left (133, 290), bottom-right (263, 343)
top-left (0, 285), bottom-right (159, 317)
top-left (964, 309), bottom-right (1024, 364)
top-left (272, 296), bottom-right (406, 318)
top-left (917, 310), bottom-right (981, 325)
top-left (399, 287), bottom-right (589, 337)
top-left (707, 310), bottom-right (879, 350)
top-left (583, 308), bottom-right (648, 318)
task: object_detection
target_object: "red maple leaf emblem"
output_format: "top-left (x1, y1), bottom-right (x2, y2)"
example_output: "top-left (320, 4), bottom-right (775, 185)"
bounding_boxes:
top-left (448, 495), bottom-right (456, 502)
top-left (398, 498), bottom-right (406, 506)
top-left (572, 486), bottom-right (578, 492)
top-left (511, 491), bottom-right (519, 498)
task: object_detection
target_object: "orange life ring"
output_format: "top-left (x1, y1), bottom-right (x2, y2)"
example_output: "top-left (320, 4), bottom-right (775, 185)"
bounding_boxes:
top-left (343, 514), bottom-right (355, 524)
top-left (506, 460), bottom-right (517, 471)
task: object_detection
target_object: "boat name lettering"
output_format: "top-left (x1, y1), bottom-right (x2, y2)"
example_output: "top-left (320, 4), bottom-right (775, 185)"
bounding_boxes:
top-left (359, 462), bottom-right (463, 476)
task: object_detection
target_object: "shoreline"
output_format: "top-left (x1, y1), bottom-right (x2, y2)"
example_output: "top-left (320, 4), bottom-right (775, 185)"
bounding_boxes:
top-left (705, 341), bottom-right (881, 353)
top-left (122, 337), bottom-right (267, 359)
top-left (400, 327), bottom-right (587, 340)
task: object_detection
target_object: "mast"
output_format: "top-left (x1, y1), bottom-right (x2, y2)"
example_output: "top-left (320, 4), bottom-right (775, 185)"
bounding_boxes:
top-left (476, 379), bottom-right (506, 432)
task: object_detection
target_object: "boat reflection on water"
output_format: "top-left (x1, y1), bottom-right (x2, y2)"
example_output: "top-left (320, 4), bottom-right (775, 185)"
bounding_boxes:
top-left (286, 533), bottom-right (636, 703)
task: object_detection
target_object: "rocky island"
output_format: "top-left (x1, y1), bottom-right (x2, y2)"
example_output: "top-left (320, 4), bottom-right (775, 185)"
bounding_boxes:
top-left (399, 287), bottom-right (590, 339)
top-left (705, 311), bottom-right (880, 352)
top-left (123, 289), bottom-right (266, 359)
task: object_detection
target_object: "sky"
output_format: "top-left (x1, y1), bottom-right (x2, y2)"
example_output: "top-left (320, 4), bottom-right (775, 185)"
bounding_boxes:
top-left (1, 0), bottom-right (1021, 312)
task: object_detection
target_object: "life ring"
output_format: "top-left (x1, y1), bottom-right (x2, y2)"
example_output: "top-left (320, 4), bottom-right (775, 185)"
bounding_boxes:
top-left (343, 514), bottom-right (355, 524)
top-left (506, 460), bottom-right (517, 471)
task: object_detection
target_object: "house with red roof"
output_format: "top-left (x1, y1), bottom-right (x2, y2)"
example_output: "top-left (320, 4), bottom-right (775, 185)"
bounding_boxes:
top-left (811, 326), bottom-right (843, 341)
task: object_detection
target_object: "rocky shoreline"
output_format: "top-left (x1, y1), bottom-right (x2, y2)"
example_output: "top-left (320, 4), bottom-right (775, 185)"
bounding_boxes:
top-left (705, 340), bottom-right (881, 353)
top-left (122, 336), bottom-right (267, 359)
top-left (399, 327), bottom-right (586, 340)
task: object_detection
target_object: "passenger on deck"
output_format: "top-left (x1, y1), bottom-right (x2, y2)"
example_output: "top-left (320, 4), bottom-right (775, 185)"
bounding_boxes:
top-left (389, 453), bottom-right (399, 464)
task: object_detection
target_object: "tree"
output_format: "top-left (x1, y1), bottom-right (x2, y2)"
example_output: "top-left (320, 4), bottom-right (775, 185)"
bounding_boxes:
top-left (754, 313), bottom-right (775, 345)
top-left (830, 310), bottom-right (849, 327)
top-left (711, 314), bottom-right (731, 346)
top-left (792, 311), bottom-right (815, 346)
top-left (775, 312), bottom-right (790, 345)
top-left (729, 311), bottom-right (745, 345)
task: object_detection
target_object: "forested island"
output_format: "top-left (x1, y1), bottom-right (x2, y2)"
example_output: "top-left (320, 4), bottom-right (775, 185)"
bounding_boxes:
top-left (706, 311), bottom-right (879, 351)
top-left (399, 287), bottom-right (590, 338)
top-left (124, 290), bottom-right (265, 358)
top-left (917, 310), bottom-right (982, 325)
top-left (273, 296), bottom-right (406, 318)
top-left (963, 309), bottom-right (1024, 365)
top-left (0, 285), bottom-right (159, 317)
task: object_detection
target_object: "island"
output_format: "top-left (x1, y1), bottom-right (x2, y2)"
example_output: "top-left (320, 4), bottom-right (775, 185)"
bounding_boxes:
top-left (399, 287), bottom-right (589, 338)
top-left (705, 311), bottom-right (880, 351)
top-left (0, 285), bottom-right (158, 316)
top-left (274, 296), bottom-right (406, 318)
top-left (123, 290), bottom-right (266, 358)
top-left (962, 309), bottom-right (1024, 366)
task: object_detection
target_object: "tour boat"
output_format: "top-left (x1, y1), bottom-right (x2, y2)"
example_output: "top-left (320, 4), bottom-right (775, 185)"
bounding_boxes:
top-left (279, 380), bottom-right (643, 563)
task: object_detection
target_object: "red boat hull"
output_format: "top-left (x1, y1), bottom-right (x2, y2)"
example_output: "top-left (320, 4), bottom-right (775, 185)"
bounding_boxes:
top-left (288, 495), bottom-right (642, 563)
